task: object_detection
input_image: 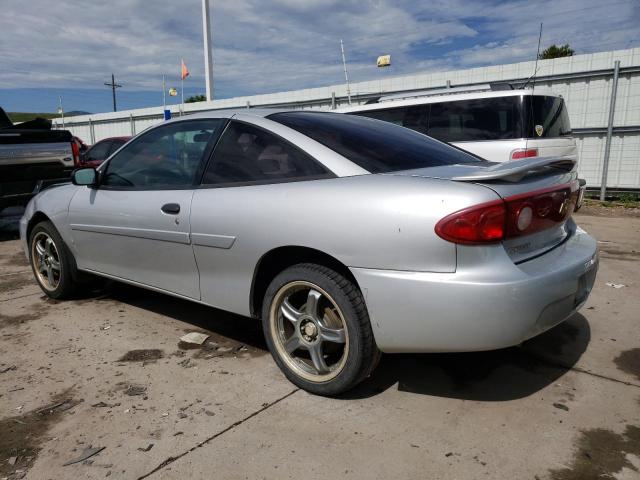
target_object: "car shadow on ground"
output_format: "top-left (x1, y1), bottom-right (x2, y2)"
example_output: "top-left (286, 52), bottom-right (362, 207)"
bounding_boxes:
top-left (98, 283), bottom-right (590, 402)
top-left (343, 314), bottom-right (590, 401)
top-left (105, 283), bottom-right (268, 352)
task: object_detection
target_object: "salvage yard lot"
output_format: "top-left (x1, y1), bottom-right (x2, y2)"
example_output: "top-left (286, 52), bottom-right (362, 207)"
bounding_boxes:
top-left (1, 212), bottom-right (639, 480)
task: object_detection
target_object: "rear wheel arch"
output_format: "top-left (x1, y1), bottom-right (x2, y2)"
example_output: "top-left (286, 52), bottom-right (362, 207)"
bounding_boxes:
top-left (250, 246), bottom-right (361, 318)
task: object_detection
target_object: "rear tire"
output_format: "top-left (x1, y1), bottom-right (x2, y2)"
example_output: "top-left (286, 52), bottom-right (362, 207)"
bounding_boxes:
top-left (29, 221), bottom-right (80, 299)
top-left (262, 263), bottom-right (380, 396)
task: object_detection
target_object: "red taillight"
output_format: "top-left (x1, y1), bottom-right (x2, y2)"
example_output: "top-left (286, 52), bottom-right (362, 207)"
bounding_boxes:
top-left (71, 141), bottom-right (80, 166)
top-left (504, 183), bottom-right (579, 238)
top-left (435, 200), bottom-right (506, 244)
top-left (511, 148), bottom-right (538, 160)
top-left (435, 181), bottom-right (580, 244)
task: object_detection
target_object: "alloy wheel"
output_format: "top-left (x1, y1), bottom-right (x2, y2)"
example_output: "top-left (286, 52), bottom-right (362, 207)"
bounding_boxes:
top-left (31, 231), bottom-right (61, 291)
top-left (270, 281), bottom-right (349, 382)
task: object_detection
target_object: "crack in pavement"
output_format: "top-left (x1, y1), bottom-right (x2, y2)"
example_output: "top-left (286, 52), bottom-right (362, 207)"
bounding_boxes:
top-left (0, 269), bottom-right (31, 277)
top-left (137, 387), bottom-right (300, 479)
top-left (0, 292), bottom-right (41, 302)
top-left (525, 351), bottom-right (640, 389)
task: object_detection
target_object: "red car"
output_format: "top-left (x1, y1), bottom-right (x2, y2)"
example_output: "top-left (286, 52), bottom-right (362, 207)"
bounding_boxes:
top-left (80, 136), bottom-right (130, 167)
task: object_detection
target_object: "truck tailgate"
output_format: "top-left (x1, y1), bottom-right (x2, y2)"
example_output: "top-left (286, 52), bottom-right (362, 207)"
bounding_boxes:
top-left (0, 142), bottom-right (74, 167)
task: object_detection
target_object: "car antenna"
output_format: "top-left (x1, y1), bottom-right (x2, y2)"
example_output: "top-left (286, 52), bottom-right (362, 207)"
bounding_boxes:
top-left (524, 22), bottom-right (543, 155)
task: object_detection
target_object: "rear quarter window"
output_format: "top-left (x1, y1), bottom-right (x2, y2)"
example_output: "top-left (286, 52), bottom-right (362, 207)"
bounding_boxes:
top-left (268, 111), bottom-right (480, 173)
top-left (524, 96), bottom-right (572, 138)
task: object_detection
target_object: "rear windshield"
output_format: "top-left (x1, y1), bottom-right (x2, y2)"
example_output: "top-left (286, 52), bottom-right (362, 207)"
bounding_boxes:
top-left (351, 95), bottom-right (571, 142)
top-left (268, 111), bottom-right (480, 173)
top-left (524, 96), bottom-right (572, 138)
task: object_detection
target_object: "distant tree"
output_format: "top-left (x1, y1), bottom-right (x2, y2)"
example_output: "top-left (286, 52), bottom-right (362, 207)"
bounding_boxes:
top-left (185, 94), bottom-right (206, 103)
top-left (539, 44), bottom-right (575, 60)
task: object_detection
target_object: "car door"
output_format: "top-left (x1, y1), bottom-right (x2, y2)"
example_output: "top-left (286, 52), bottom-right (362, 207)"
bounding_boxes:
top-left (190, 118), bottom-right (334, 314)
top-left (68, 119), bottom-right (225, 299)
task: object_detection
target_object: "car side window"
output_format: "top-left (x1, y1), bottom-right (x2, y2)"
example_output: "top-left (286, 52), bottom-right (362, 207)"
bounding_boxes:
top-left (102, 119), bottom-right (223, 188)
top-left (202, 121), bottom-right (331, 186)
top-left (428, 98), bottom-right (522, 142)
top-left (354, 106), bottom-right (428, 135)
top-left (87, 141), bottom-right (112, 161)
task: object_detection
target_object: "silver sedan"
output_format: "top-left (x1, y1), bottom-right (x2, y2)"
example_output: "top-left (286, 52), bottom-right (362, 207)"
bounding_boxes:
top-left (20, 109), bottom-right (598, 395)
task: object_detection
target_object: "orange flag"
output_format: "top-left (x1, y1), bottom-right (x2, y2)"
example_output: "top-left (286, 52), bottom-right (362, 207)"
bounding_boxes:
top-left (181, 59), bottom-right (189, 80)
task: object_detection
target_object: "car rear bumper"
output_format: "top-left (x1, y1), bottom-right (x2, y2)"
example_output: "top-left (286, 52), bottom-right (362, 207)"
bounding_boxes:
top-left (350, 226), bottom-right (598, 353)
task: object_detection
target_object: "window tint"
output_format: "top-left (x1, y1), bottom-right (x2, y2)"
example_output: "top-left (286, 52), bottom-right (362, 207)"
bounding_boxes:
top-left (523, 96), bottom-right (571, 138)
top-left (102, 119), bottom-right (223, 188)
top-left (107, 139), bottom-right (127, 156)
top-left (355, 105), bottom-right (428, 134)
top-left (269, 111), bottom-right (479, 174)
top-left (87, 140), bottom-right (112, 161)
top-left (202, 121), bottom-right (331, 185)
top-left (428, 97), bottom-right (523, 142)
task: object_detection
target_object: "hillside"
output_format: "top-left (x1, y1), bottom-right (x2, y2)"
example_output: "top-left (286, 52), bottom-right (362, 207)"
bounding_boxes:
top-left (7, 112), bottom-right (56, 122)
top-left (7, 111), bottom-right (91, 123)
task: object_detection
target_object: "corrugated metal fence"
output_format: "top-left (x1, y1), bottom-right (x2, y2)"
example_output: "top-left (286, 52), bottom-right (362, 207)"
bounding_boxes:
top-left (54, 47), bottom-right (640, 190)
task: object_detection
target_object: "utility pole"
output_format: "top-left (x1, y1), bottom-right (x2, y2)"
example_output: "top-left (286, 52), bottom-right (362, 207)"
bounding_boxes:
top-left (340, 39), bottom-right (352, 105)
top-left (202, 0), bottom-right (214, 101)
top-left (104, 73), bottom-right (122, 112)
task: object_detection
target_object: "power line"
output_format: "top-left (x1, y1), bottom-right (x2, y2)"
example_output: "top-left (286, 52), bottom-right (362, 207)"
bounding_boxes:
top-left (104, 73), bottom-right (122, 112)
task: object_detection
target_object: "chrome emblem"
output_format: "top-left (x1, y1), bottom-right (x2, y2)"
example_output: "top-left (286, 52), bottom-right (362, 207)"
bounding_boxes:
top-left (535, 125), bottom-right (544, 137)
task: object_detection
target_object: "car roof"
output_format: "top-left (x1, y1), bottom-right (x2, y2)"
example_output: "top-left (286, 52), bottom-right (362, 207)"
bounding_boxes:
top-left (96, 136), bottom-right (131, 142)
top-left (337, 87), bottom-right (558, 114)
top-left (173, 108), bottom-right (296, 122)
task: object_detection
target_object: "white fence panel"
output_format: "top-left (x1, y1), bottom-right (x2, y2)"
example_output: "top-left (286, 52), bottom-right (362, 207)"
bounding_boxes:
top-left (54, 47), bottom-right (640, 190)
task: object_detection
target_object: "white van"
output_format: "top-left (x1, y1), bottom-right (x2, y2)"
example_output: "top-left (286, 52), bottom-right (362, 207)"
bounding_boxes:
top-left (338, 86), bottom-right (576, 162)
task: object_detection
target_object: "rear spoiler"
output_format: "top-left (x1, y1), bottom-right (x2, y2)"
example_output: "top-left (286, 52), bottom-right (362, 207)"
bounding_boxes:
top-left (452, 156), bottom-right (577, 182)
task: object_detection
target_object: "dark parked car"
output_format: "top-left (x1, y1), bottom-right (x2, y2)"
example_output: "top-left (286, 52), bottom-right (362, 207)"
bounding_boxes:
top-left (80, 136), bottom-right (130, 167)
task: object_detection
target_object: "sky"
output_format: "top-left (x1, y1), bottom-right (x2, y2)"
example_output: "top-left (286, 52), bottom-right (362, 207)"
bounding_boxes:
top-left (0, 0), bottom-right (638, 114)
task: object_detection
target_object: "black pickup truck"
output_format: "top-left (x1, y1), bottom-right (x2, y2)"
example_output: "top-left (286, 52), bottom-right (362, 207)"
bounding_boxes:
top-left (0, 107), bottom-right (78, 212)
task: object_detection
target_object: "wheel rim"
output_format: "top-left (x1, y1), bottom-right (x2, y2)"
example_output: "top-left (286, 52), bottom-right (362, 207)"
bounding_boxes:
top-left (270, 281), bottom-right (349, 382)
top-left (31, 232), bottom-right (61, 291)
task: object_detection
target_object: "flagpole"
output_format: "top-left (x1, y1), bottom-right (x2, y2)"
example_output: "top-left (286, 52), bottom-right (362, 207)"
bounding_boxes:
top-left (179, 58), bottom-right (183, 116)
top-left (162, 75), bottom-right (166, 109)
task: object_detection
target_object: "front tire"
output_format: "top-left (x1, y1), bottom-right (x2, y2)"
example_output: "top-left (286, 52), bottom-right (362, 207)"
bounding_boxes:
top-left (29, 221), bottom-right (80, 299)
top-left (262, 263), bottom-right (380, 396)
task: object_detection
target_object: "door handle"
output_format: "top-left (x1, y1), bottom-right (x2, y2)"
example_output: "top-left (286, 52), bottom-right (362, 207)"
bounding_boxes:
top-left (161, 203), bottom-right (181, 215)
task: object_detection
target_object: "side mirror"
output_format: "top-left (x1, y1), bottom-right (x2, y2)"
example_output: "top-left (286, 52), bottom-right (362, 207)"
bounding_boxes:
top-left (72, 167), bottom-right (97, 186)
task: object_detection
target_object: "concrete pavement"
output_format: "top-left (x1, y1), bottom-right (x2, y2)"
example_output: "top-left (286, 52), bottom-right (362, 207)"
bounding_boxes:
top-left (1, 213), bottom-right (639, 480)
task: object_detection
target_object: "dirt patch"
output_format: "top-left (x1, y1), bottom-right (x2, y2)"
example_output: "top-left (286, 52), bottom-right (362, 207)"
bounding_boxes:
top-left (577, 200), bottom-right (640, 218)
top-left (0, 389), bottom-right (79, 478)
top-left (0, 273), bottom-right (35, 294)
top-left (549, 425), bottom-right (640, 479)
top-left (177, 331), bottom-right (264, 359)
top-left (118, 349), bottom-right (164, 362)
top-left (0, 250), bottom-right (29, 268)
top-left (0, 304), bottom-right (46, 330)
top-left (596, 242), bottom-right (640, 262)
top-left (614, 349), bottom-right (640, 381)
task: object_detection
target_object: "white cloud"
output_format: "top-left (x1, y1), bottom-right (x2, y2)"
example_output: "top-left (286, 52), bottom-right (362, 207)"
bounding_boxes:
top-left (0, 0), bottom-right (638, 100)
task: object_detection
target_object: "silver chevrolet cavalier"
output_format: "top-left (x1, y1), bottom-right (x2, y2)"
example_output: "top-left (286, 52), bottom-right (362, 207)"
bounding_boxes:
top-left (20, 109), bottom-right (598, 395)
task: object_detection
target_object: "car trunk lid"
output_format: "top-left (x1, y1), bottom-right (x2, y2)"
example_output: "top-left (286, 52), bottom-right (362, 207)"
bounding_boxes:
top-left (390, 156), bottom-right (581, 263)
